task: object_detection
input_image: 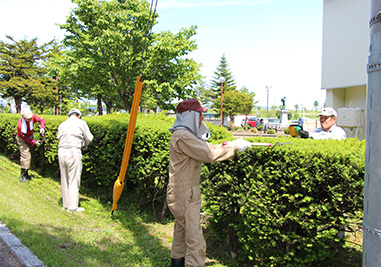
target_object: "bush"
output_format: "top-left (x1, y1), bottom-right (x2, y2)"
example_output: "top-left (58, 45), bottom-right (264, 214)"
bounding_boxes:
top-left (1, 113), bottom-right (365, 265)
top-left (201, 136), bottom-right (365, 266)
top-left (0, 113), bottom-right (234, 215)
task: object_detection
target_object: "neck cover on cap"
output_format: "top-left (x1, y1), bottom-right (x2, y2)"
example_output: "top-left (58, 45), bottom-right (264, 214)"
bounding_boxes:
top-left (169, 110), bottom-right (211, 141)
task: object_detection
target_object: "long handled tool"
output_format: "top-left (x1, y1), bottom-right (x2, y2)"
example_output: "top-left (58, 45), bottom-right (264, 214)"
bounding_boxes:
top-left (247, 142), bottom-right (292, 147)
top-left (112, 76), bottom-right (143, 215)
top-left (222, 141), bottom-right (292, 147)
top-left (112, 0), bottom-right (159, 216)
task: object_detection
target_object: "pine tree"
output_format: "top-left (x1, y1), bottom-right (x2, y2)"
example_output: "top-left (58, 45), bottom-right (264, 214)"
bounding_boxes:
top-left (206, 54), bottom-right (237, 114)
top-left (0, 36), bottom-right (58, 113)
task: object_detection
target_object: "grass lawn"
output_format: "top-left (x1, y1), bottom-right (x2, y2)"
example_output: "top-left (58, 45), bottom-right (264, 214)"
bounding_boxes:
top-left (0, 154), bottom-right (240, 266)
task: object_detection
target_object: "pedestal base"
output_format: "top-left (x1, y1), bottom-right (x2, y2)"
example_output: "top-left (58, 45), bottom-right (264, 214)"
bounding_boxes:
top-left (280, 110), bottom-right (289, 127)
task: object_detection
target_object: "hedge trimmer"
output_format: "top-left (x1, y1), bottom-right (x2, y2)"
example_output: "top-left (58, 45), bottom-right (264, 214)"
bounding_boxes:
top-left (222, 141), bottom-right (292, 147)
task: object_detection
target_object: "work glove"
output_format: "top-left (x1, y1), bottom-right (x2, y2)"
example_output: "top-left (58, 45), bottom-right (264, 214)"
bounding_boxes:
top-left (299, 130), bottom-right (309, 139)
top-left (233, 139), bottom-right (252, 152)
top-left (36, 140), bottom-right (42, 146)
top-left (40, 128), bottom-right (45, 135)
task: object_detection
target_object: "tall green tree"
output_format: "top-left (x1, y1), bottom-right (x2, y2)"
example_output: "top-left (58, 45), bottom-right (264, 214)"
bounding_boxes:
top-left (140, 27), bottom-right (202, 111)
top-left (208, 54), bottom-right (237, 107)
top-left (216, 87), bottom-right (256, 125)
top-left (59, 0), bottom-right (201, 114)
top-left (205, 55), bottom-right (258, 125)
top-left (193, 79), bottom-right (212, 107)
top-left (206, 54), bottom-right (237, 113)
top-left (0, 36), bottom-right (58, 113)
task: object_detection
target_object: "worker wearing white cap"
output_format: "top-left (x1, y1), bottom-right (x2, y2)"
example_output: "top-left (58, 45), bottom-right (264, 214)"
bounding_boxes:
top-left (57, 108), bottom-right (93, 212)
top-left (298, 107), bottom-right (346, 140)
top-left (16, 108), bottom-right (46, 182)
top-left (167, 99), bottom-right (251, 267)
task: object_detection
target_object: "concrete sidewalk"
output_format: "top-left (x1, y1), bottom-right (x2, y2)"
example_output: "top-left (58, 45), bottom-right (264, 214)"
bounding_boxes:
top-left (0, 221), bottom-right (44, 267)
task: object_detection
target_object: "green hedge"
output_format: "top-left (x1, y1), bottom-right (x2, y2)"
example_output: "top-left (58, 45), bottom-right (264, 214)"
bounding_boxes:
top-left (0, 113), bottom-right (232, 212)
top-left (0, 113), bottom-right (365, 265)
top-left (201, 136), bottom-right (365, 266)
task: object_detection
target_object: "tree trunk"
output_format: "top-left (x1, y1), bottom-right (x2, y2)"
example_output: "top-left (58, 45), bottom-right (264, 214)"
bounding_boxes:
top-left (123, 95), bottom-right (131, 112)
top-left (14, 96), bottom-right (22, 113)
top-left (97, 93), bottom-right (103, 115)
top-left (106, 102), bottom-right (112, 114)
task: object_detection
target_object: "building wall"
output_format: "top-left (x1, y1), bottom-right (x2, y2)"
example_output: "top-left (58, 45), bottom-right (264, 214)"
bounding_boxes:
top-left (326, 85), bottom-right (367, 139)
top-left (326, 85), bottom-right (367, 109)
top-left (321, 0), bottom-right (370, 90)
top-left (321, 0), bottom-right (370, 139)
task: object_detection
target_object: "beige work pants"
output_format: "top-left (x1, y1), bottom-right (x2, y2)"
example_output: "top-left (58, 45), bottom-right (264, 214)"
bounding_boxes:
top-left (58, 148), bottom-right (82, 210)
top-left (16, 136), bottom-right (31, 169)
top-left (168, 185), bottom-right (206, 267)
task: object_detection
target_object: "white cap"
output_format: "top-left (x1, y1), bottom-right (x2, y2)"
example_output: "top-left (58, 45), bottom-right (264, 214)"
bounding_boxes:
top-left (21, 108), bottom-right (33, 120)
top-left (318, 107), bottom-right (337, 117)
top-left (68, 108), bottom-right (81, 117)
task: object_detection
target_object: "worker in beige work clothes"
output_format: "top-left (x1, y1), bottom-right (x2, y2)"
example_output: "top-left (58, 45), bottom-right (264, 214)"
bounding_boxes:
top-left (167, 99), bottom-right (251, 267)
top-left (57, 108), bottom-right (93, 213)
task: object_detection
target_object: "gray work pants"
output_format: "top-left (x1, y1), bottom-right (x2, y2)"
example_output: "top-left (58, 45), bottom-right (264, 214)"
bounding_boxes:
top-left (58, 148), bottom-right (82, 210)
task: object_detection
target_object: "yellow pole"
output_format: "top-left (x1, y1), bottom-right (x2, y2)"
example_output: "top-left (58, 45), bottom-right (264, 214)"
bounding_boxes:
top-left (112, 76), bottom-right (143, 213)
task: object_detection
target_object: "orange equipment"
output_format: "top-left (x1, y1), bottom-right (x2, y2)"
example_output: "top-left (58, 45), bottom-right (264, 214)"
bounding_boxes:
top-left (112, 76), bottom-right (143, 215)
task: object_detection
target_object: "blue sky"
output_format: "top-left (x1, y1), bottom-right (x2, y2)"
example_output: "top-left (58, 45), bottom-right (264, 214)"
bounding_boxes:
top-left (0, 0), bottom-right (325, 110)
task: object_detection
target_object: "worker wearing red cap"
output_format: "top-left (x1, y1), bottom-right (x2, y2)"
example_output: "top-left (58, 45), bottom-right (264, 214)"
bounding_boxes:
top-left (167, 99), bottom-right (251, 267)
top-left (16, 108), bottom-right (46, 182)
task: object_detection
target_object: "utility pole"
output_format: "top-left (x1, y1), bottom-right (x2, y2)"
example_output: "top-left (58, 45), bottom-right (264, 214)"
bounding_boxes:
top-left (363, 0), bottom-right (381, 265)
top-left (266, 85), bottom-right (271, 118)
top-left (220, 77), bottom-right (225, 127)
top-left (56, 76), bottom-right (59, 115)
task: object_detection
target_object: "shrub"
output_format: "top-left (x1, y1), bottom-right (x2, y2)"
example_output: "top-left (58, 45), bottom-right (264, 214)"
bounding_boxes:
top-left (250, 128), bottom-right (258, 134)
top-left (1, 113), bottom-right (365, 265)
top-left (201, 137), bottom-right (365, 266)
top-left (0, 113), bottom-right (233, 215)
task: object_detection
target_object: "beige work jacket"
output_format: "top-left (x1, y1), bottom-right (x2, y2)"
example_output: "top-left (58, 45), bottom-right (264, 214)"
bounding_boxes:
top-left (57, 116), bottom-right (93, 149)
top-left (168, 129), bottom-right (237, 192)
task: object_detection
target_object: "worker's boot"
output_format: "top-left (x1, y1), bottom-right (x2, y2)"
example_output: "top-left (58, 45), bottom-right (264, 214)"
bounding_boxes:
top-left (20, 169), bottom-right (29, 183)
top-left (25, 169), bottom-right (33, 179)
top-left (171, 258), bottom-right (185, 267)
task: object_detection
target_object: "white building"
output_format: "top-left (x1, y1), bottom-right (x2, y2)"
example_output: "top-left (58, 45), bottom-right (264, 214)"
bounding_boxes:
top-left (321, 0), bottom-right (370, 139)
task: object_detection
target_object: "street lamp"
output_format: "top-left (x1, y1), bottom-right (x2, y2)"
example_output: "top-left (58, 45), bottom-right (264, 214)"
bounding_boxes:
top-left (219, 76), bottom-right (226, 127)
top-left (266, 85), bottom-right (271, 118)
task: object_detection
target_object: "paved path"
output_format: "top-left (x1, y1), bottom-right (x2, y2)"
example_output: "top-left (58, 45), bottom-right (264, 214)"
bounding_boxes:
top-left (0, 222), bottom-right (44, 267)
